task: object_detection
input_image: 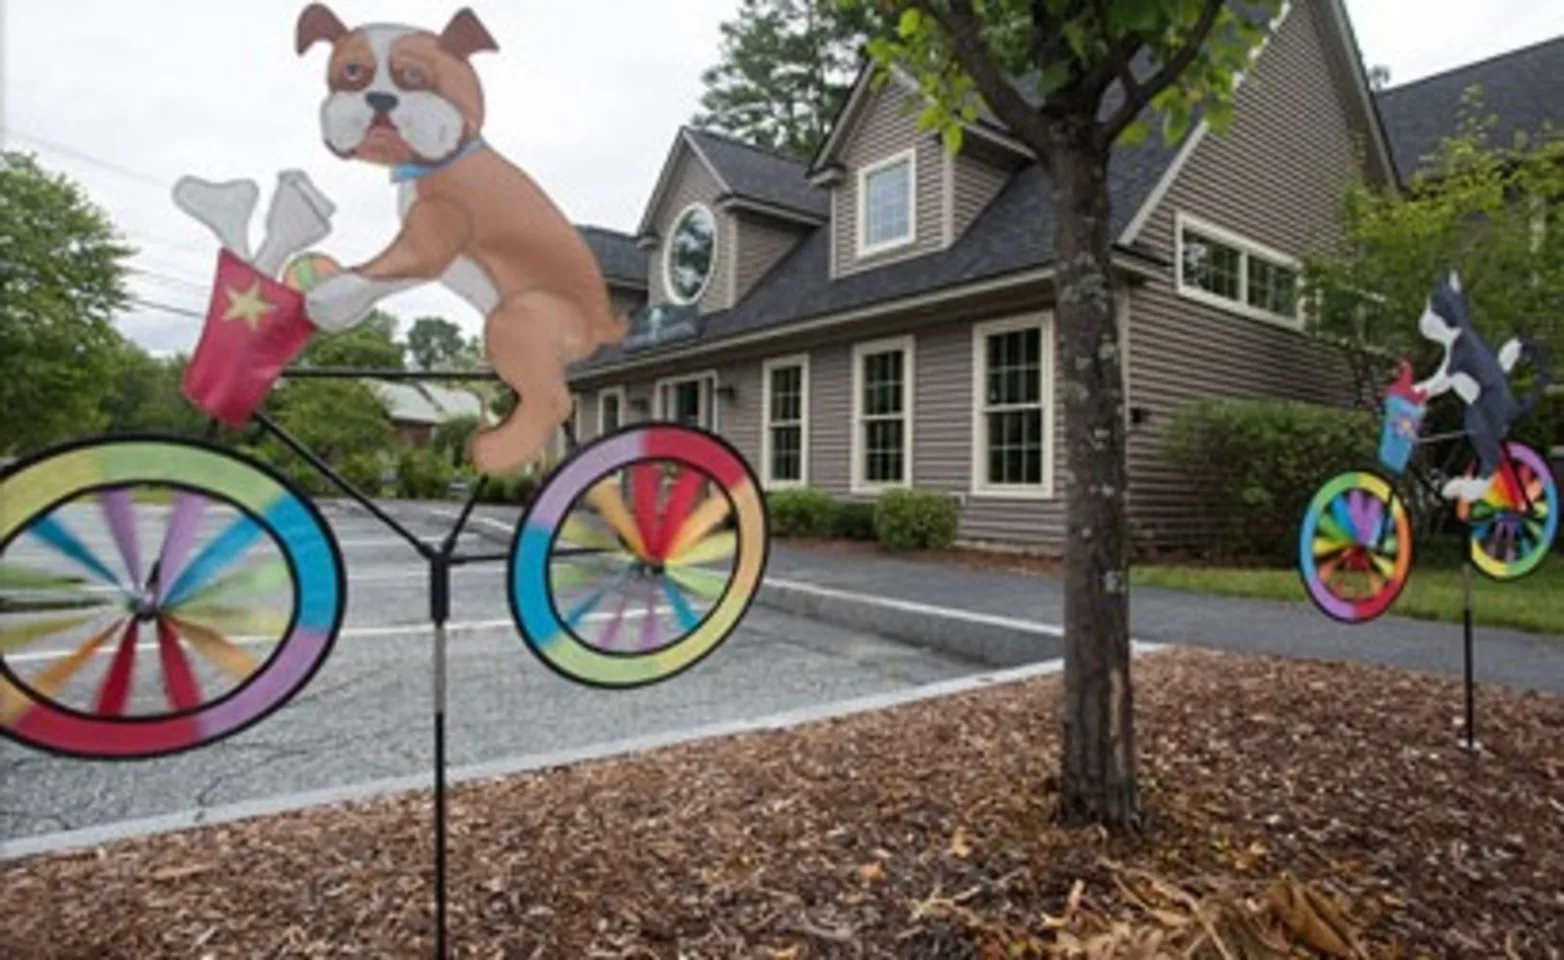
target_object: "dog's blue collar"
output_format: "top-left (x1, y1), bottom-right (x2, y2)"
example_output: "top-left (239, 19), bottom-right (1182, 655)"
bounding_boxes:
top-left (390, 138), bottom-right (487, 184)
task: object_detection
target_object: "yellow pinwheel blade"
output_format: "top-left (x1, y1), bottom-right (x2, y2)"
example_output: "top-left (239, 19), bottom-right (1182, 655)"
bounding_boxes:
top-left (669, 530), bottom-right (737, 569)
top-left (165, 617), bottom-right (259, 682)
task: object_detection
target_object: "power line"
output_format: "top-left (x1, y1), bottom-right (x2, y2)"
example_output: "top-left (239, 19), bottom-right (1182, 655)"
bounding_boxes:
top-left (129, 267), bottom-right (210, 294)
top-left (127, 297), bottom-right (205, 320)
top-left (7, 127), bottom-right (173, 191)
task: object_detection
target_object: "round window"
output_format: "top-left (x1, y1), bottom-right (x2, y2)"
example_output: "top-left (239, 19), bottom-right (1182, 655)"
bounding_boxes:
top-left (664, 204), bottom-right (717, 305)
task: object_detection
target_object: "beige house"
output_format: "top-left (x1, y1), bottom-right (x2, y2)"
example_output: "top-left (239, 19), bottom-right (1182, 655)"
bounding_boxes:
top-left (562, 4), bottom-right (1557, 554)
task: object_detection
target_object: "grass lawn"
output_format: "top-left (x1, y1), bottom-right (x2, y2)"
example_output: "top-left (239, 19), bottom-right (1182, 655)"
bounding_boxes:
top-left (1134, 552), bottom-right (1564, 635)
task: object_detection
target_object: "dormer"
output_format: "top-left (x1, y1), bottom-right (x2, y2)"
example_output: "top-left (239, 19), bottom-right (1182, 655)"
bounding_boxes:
top-left (808, 64), bottom-right (1030, 279)
top-left (635, 128), bottom-right (828, 315)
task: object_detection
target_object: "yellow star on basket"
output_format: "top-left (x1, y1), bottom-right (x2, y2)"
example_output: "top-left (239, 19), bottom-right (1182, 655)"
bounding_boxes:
top-left (222, 281), bottom-right (276, 330)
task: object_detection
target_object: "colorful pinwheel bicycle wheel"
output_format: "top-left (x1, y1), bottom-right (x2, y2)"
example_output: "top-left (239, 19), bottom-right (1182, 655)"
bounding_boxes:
top-left (0, 435), bottom-right (346, 759)
top-left (1298, 360), bottom-right (1557, 625)
top-left (0, 246), bottom-right (769, 761)
top-left (509, 423), bottom-right (767, 689)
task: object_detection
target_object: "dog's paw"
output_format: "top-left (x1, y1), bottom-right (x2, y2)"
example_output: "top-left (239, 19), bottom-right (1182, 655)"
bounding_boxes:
top-left (305, 272), bottom-right (377, 333)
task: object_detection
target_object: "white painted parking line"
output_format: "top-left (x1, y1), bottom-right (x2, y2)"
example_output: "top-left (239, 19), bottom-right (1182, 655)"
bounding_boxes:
top-left (4, 607), bottom-right (676, 664)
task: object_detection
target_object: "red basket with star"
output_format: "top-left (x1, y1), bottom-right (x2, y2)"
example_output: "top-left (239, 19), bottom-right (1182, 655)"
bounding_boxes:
top-left (182, 249), bottom-right (318, 428)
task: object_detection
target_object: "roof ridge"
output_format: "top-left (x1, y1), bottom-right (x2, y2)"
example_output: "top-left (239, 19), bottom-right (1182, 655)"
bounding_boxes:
top-left (684, 125), bottom-right (812, 167)
top-left (577, 224), bottom-right (638, 239)
top-left (1378, 33), bottom-right (1564, 97)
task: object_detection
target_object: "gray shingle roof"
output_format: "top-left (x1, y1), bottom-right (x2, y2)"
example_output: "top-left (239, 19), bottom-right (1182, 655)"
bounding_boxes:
top-left (572, 117), bottom-right (1183, 374)
top-left (1375, 34), bottom-right (1564, 182)
top-left (685, 128), bottom-right (832, 218)
top-left (578, 225), bottom-right (648, 288)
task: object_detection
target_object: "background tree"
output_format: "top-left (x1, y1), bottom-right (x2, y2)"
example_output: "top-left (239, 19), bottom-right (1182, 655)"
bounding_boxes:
top-left (99, 345), bottom-right (208, 436)
top-left (851, 0), bottom-right (1280, 829)
top-left (0, 151), bottom-right (134, 455)
top-left (692, 0), bottom-right (880, 157)
top-left (405, 315), bottom-right (471, 370)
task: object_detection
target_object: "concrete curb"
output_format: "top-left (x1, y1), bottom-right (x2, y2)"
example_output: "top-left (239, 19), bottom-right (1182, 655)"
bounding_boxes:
top-left (0, 645), bottom-right (1166, 864)
top-left (759, 578), bottom-right (1064, 667)
top-left (410, 503), bottom-right (1093, 668)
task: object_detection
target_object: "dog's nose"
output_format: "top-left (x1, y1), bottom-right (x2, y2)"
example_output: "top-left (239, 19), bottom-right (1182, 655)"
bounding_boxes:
top-left (365, 91), bottom-right (399, 114)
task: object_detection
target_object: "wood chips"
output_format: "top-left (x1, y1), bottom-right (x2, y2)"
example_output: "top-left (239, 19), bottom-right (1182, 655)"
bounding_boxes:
top-left (1, 648), bottom-right (1560, 958)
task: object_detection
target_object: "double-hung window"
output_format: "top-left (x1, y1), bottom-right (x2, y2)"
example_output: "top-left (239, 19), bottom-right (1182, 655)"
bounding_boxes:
top-left (972, 316), bottom-right (1053, 497)
top-left (762, 356), bottom-right (809, 488)
top-left (851, 337), bottom-right (913, 492)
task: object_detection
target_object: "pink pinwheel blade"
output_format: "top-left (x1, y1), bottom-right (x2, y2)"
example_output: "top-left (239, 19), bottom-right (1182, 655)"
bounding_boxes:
top-left (154, 492), bottom-right (207, 603)
top-left (98, 488), bottom-right (143, 587)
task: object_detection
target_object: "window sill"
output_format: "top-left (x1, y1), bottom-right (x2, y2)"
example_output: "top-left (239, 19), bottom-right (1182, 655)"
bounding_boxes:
top-left (968, 485), bottom-right (1056, 502)
top-left (1174, 284), bottom-right (1305, 333)
top-left (849, 480), bottom-right (910, 496)
top-left (856, 234), bottom-right (916, 259)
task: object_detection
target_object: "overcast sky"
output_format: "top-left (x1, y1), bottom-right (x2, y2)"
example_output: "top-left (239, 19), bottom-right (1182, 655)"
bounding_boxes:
top-left (4, 1), bottom-right (1564, 355)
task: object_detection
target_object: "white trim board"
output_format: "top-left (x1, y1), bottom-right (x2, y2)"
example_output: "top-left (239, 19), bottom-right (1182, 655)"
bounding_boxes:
top-left (849, 334), bottom-right (917, 495)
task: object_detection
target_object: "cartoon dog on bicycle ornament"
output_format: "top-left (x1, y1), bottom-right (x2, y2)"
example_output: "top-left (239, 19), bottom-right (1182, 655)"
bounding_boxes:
top-left (294, 4), bottom-right (629, 474)
top-left (177, 6), bottom-right (628, 476)
top-left (1296, 269), bottom-right (1557, 626)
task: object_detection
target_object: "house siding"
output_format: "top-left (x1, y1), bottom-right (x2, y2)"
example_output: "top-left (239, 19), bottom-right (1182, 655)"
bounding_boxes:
top-left (732, 212), bottom-right (805, 304)
top-left (834, 83), bottom-right (946, 277)
top-left (1126, 0), bottom-right (1370, 552)
top-left (646, 150), bottom-right (734, 313)
top-left (951, 140), bottom-right (1018, 240)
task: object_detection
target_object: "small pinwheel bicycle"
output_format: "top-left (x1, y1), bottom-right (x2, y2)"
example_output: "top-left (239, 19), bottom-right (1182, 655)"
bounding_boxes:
top-left (0, 247), bottom-right (769, 762)
top-left (1297, 356), bottom-right (1557, 625)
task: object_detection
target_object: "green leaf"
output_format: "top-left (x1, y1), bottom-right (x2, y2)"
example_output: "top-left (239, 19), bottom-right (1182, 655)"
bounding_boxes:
top-left (941, 123), bottom-right (966, 155)
top-left (1117, 119), bottom-right (1152, 147)
top-left (1113, 0), bottom-right (1163, 34)
top-left (1035, 61), bottom-right (1073, 97)
top-left (898, 7), bottom-right (922, 37)
top-left (1061, 19), bottom-right (1092, 60)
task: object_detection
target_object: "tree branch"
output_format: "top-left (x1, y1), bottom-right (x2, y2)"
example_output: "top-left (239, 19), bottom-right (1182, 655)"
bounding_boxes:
top-left (1097, 0), bottom-right (1225, 148)
top-left (912, 0), bottom-right (1056, 163)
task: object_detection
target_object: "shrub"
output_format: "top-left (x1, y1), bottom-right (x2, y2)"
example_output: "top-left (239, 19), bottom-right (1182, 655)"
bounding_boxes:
top-left (766, 487), bottom-right (837, 538)
top-left (833, 499), bottom-right (878, 540)
top-left (396, 447), bottom-right (455, 501)
top-left (432, 414), bottom-right (481, 468)
top-left (873, 488), bottom-right (959, 550)
top-left (338, 452), bottom-right (387, 497)
top-left (1161, 397), bottom-right (1376, 564)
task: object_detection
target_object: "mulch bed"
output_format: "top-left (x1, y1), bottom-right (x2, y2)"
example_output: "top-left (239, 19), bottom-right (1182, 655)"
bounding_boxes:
top-left (2, 648), bottom-right (1561, 958)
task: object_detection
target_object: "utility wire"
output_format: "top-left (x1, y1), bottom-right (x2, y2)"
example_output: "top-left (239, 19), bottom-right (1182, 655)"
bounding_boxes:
top-left (7, 127), bottom-right (174, 191)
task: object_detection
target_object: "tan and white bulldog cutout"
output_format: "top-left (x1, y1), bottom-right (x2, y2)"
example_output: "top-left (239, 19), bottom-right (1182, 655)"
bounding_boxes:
top-left (296, 4), bottom-right (628, 474)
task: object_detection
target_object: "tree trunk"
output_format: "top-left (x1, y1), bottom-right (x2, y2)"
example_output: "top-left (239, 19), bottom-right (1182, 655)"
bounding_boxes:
top-left (1047, 127), bottom-right (1138, 830)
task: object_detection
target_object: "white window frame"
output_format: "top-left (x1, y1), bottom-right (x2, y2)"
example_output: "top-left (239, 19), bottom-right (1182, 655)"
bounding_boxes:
top-left (662, 202), bottom-right (719, 307)
top-left (553, 392), bottom-right (583, 457)
top-left (760, 354), bottom-right (811, 489)
top-left (850, 335), bottom-right (915, 494)
top-left (856, 148), bottom-right (918, 258)
top-left (653, 369), bottom-right (721, 432)
top-left (1174, 211), bottom-right (1303, 329)
top-left (970, 314), bottom-right (1056, 500)
top-left (597, 385), bottom-right (627, 436)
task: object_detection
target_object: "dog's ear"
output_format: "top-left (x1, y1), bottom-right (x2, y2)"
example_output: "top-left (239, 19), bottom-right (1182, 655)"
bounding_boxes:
top-left (297, 3), bottom-right (348, 55)
top-left (439, 7), bottom-right (499, 59)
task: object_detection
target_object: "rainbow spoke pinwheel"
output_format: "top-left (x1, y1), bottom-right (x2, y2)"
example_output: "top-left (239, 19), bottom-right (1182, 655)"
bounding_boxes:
top-left (508, 424), bottom-right (767, 688)
top-left (0, 436), bottom-right (345, 760)
top-left (1298, 471), bottom-right (1413, 624)
top-left (1455, 441), bottom-right (1558, 581)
